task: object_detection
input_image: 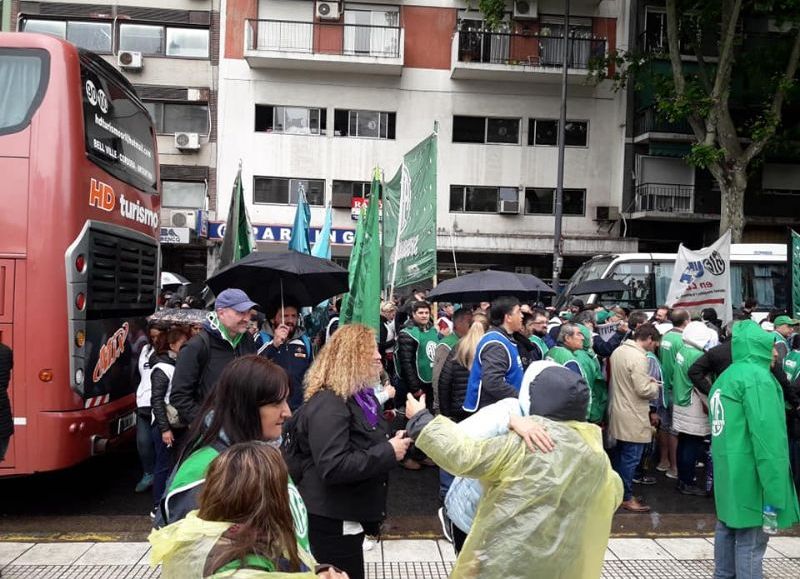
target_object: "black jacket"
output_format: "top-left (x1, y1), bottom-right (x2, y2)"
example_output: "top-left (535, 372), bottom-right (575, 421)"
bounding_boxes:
top-left (378, 316), bottom-right (396, 361)
top-left (437, 348), bottom-right (470, 422)
top-left (170, 325), bottom-right (257, 425)
top-left (295, 389), bottom-right (396, 523)
top-left (396, 320), bottom-right (434, 393)
top-left (592, 330), bottom-right (624, 359)
top-left (513, 332), bottom-right (541, 369)
top-left (0, 343), bottom-right (12, 439)
top-left (476, 326), bottom-right (520, 408)
top-left (257, 327), bottom-right (313, 411)
top-left (150, 352), bottom-right (177, 434)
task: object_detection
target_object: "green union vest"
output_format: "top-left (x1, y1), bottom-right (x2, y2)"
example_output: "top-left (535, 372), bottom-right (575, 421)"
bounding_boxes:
top-left (401, 325), bottom-right (439, 384)
top-left (529, 335), bottom-right (549, 358)
top-left (785, 350), bottom-right (800, 384)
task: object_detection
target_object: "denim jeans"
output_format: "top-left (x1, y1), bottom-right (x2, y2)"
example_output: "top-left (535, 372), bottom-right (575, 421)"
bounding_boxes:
top-left (151, 423), bottom-right (175, 506)
top-left (676, 432), bottom-right (706, 486)
top-left (713, 520), bottom-right (768, 579)
top-left (612, 441), bottom-right (647, 501)
top-left (136, 407), bottom-right (155, 476)
top-left (439, 469), bottom-right (455, 503)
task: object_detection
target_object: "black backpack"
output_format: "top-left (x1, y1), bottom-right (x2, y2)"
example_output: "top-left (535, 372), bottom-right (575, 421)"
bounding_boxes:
top-left (280, 405), bottom-right (308, 483)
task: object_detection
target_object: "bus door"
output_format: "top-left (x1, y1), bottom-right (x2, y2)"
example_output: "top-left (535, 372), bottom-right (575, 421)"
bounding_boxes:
top-left (0, 259), bottom-right (15, 468)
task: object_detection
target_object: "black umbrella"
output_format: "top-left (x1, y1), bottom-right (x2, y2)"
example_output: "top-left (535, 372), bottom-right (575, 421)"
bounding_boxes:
top-left (205, 251), bottom-right (349, 309)
top-left (426, 270), bottom-right (554, 303)
top-left (570, 278), bottom-right (630, 296)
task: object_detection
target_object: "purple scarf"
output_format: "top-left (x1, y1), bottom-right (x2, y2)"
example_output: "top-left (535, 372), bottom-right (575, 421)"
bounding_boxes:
top-left (353, 388), bottom-right (379, 428)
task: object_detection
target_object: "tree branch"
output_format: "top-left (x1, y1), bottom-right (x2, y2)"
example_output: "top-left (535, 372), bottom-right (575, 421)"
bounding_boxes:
top-left (665, 0), bottom-right (706, 141)
top-left (743, 26), bottom-right (800, 165)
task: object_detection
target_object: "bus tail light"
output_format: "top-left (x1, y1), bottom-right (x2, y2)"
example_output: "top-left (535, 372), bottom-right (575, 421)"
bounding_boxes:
top-left (75, 368), bottom-right (84, 386)
top-left (75, 254), bottom-right (86, 273)
top-left (75, 292), bottom-right (86, 310)
top-left (75, 330), bottom-right (86, 348)
top-left (39, 369), bottom-right (54, 382)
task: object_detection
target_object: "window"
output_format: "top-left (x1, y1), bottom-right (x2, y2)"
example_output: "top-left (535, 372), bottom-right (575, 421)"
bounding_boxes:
top-left (529, 119), bottom-right (588, 147)
top-left (255, 105), bottom-right (326, 135)
top-left (22, 19), bottom-right (112, 53)
top-left (333, 109), bottom-right (395, 139)
top-left (119, 24), bottom-right (209, 58)
top-left (524, 188), bottom-right (586, 215)
top-left (0, 49), bottom-right (48, 135)
top-left (333, 180), bottom-right (373, 199)
top-left (453, 116), bottom-right (520, 144)
top-left (605, 262), bottom-right (655, 310)
top-left (254, 177), bottom-right (325, 205)
top-left (162, 181), bottom-right (205, 209)
top-left (144, 102), bottom-right (209, 135)
top-left (450, 185), bottom-right (518, 212)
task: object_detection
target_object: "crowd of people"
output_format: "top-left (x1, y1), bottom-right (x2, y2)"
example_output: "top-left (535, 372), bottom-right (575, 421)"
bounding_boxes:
top-left (135, 286), bottom-right (800, 578)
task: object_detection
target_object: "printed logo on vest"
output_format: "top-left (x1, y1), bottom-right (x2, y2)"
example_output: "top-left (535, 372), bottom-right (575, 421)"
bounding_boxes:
top-left (710, 390), bottom-right (725, 436)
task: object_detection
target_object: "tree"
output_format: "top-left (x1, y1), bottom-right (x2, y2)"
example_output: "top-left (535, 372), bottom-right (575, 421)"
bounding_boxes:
top-left (597, 1), bottom-right (800, 242)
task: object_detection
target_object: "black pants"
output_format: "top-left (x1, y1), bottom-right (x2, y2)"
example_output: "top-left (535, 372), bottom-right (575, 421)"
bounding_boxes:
top-left (308, 514), bottom-right (365, 579)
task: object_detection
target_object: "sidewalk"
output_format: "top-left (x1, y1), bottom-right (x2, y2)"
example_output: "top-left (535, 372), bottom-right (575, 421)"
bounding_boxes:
top-left (1, 537), bottom-right (799, 578)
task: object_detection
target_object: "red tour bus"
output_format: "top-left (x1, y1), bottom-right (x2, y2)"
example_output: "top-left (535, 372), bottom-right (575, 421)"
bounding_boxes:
top-left (0, 33), bottom-right (160, 475)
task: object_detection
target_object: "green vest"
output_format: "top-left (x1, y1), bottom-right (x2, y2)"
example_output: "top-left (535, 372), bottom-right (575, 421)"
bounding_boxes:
top-left (529, 335), bottom-right (549, 358)
top-left (784, 350), bottom-right (800, 384)
top-left (672, 343), bottom-right (703, 407)
top-left (402, 325), bottom-right (439, 383)
top-left (574, 349), bottom-right (608, 424)
top-left (546, 346), bottom-right (578, 367)
top-left (658, 330), bottom-right (683, 403)
top-left (440, 333), bottom-right (459, 350)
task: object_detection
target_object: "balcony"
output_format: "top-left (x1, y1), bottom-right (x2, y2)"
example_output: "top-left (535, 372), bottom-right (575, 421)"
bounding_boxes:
top-left (450, 30), bottom-right (606, 83)
top-left (633, 107), bottom-right (693, 143)
top-left (637, 29), bottom-right (718, 59)
top-left (626, 183), bottom-right (720, 221)
top-left (244, 19), bottom-right (404, 75)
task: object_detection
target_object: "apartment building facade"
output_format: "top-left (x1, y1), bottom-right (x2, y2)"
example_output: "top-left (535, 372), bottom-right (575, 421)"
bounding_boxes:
top-left (216, 0), bottom-right (637, 281)
top-left (11, 0), bottom-right (219, 282)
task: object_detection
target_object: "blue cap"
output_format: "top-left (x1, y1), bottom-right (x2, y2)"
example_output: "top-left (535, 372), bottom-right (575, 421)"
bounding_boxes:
top-left (215, 289), bottom-right (258, 312)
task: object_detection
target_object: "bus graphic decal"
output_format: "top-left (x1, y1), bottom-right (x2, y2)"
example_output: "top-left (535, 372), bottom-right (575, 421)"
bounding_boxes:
top-left (92, 322), bottom-right (129, 383)
top-left (89, 178), bottom-right (116, 212)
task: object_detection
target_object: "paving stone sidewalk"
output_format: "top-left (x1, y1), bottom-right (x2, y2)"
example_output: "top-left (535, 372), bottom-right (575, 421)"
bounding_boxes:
top-left (1, 537), bottom-right (799, 578)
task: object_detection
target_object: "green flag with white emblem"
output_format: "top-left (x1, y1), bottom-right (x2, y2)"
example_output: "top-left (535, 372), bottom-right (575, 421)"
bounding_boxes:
top-left (382, 133), bottom-right (437, 293)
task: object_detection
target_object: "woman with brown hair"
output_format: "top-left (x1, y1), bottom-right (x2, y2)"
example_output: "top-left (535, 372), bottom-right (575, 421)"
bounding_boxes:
top-left (149, 441), bottom-right (348, 578)
top-left (293, 324), bottom-right (411, 579)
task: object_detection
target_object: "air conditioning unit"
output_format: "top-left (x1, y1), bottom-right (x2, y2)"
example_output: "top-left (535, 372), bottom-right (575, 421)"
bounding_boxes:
top-left (316, 1), bottom-right (340, 21)
top-left (163, 209), bottom-right (199, 231)
top-left (174, 132), bottom-right (200, 151)
top-left (499, 199), bottom-right (520, 214)
top-left (595, 205), bottom-right (620, 221)
top-left (332, 191), bottom-right (351, 208)
top-left (117, 50), bottom-right (143, 71)
top-left (513, 0), bottom-right (538, 19)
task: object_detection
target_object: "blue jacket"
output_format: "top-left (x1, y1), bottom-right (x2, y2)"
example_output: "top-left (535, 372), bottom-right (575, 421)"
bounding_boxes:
top-left (463, 328), bottom-right (524, 413)
top-left (257, 329), bottom-right (312, 410)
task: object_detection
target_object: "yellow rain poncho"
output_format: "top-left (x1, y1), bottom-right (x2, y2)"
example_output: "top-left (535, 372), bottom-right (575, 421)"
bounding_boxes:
top-left (416, 415), bottom-right (622, 579)
top-left (148, 511), bottom-right (318, 578)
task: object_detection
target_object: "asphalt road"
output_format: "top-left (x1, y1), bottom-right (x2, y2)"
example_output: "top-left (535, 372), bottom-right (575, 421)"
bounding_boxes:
top-left (0, 442), bottom-right (728, 541)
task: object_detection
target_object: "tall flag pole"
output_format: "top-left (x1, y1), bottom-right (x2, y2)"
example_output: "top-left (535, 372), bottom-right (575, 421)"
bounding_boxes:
top-left (217, 162), bottom-right (256, 272)
top-left (311, 202), bottom-right (333, 260)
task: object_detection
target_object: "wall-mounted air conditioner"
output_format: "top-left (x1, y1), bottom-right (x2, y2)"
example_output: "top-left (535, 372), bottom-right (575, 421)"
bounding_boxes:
top-left (595, 205), bottom-right (620, 221)
top-left (513, 0), bottom-right (538, 20)
top-left (316, 1), bottom-right (341, 21)
top-left (498, 199), bottom-right (520, 214)
top-left (174, 132), bottom-right (201, 151)
top-left (163, 209), bottom-right (199, 231)
top-left (117, 50), bottom-right (143, 71)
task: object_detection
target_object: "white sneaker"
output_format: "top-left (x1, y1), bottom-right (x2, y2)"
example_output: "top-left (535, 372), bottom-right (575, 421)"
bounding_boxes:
top-left (363, 536), bottom-right (378, 551)
top-left (438, 507), bottom-right (453, 543)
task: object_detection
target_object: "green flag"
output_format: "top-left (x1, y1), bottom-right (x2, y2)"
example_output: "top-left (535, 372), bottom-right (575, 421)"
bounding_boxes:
top-left (218, 167), bottom-right (255, 271)
top-left (792, 229), bottom-right (800, 318)
top-left (382, 133), bottom-right (437, 293)
top-left (340, 168), bottom-right (382, 334)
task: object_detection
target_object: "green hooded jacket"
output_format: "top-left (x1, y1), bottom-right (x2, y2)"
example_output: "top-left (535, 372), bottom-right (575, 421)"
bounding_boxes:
top-left (709, 320), bottom-right (800, 530)
top-left (658, 329), bottom-right (683, 406)
top-left (575, 325), bottom-right (608, 424)
top-left (672, 343), bottom-right (704, 407)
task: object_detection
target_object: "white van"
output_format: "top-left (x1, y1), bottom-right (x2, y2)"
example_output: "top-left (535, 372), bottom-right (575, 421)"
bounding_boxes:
top-left (556, 244), bottom-right (788, 321)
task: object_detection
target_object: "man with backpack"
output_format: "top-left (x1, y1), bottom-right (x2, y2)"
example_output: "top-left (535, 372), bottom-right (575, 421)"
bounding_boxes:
top-left (170, 289), bottom-right (259, 425)
top-left (257, 302), bottom-right (314, 411)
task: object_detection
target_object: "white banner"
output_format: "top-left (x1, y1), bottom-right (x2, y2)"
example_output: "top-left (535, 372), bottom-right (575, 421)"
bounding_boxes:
top-left (666, 230), bottom-right (732, 322)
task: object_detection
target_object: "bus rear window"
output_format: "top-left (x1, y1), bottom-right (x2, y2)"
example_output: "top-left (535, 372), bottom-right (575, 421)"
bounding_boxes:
top-left (80, 54), bottom-right (157, 193)
top-left (0, 49), bottom-right (48, 135)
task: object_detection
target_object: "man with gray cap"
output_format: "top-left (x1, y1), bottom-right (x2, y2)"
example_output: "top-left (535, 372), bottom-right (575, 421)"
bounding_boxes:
top-left (404, 362), bottom-right (622, 578)
top-left (169, 288), bottom-right (259, 425)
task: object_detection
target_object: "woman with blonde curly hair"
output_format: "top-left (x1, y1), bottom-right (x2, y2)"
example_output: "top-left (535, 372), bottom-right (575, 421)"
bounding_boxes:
top-left (293, 324), bottom-right (411, 579)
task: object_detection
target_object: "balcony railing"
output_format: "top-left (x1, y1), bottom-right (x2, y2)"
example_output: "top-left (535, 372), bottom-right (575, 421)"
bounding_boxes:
top-left (634, 107), bottom-right (692, 136)
top-left (456, 29), bottom-right (606, 69)
top-left (634, 183), bottom-right (694, 213)
top-left (637, 29), bottom-right (718, 58)
top-left (246, 19), bottom-right (401, 58)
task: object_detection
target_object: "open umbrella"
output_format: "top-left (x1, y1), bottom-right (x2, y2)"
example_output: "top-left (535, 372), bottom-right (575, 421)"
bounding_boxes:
top-left (570, 278), bottom-right (630, 296)
top-left (148, 308), bottom-right (207, 325)
top-left (427, 270), bottom-right (554, 303)
top-left (161, 271), bottom-right (191, 288)
top-left (205, 251), bottom-right (349, 309)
